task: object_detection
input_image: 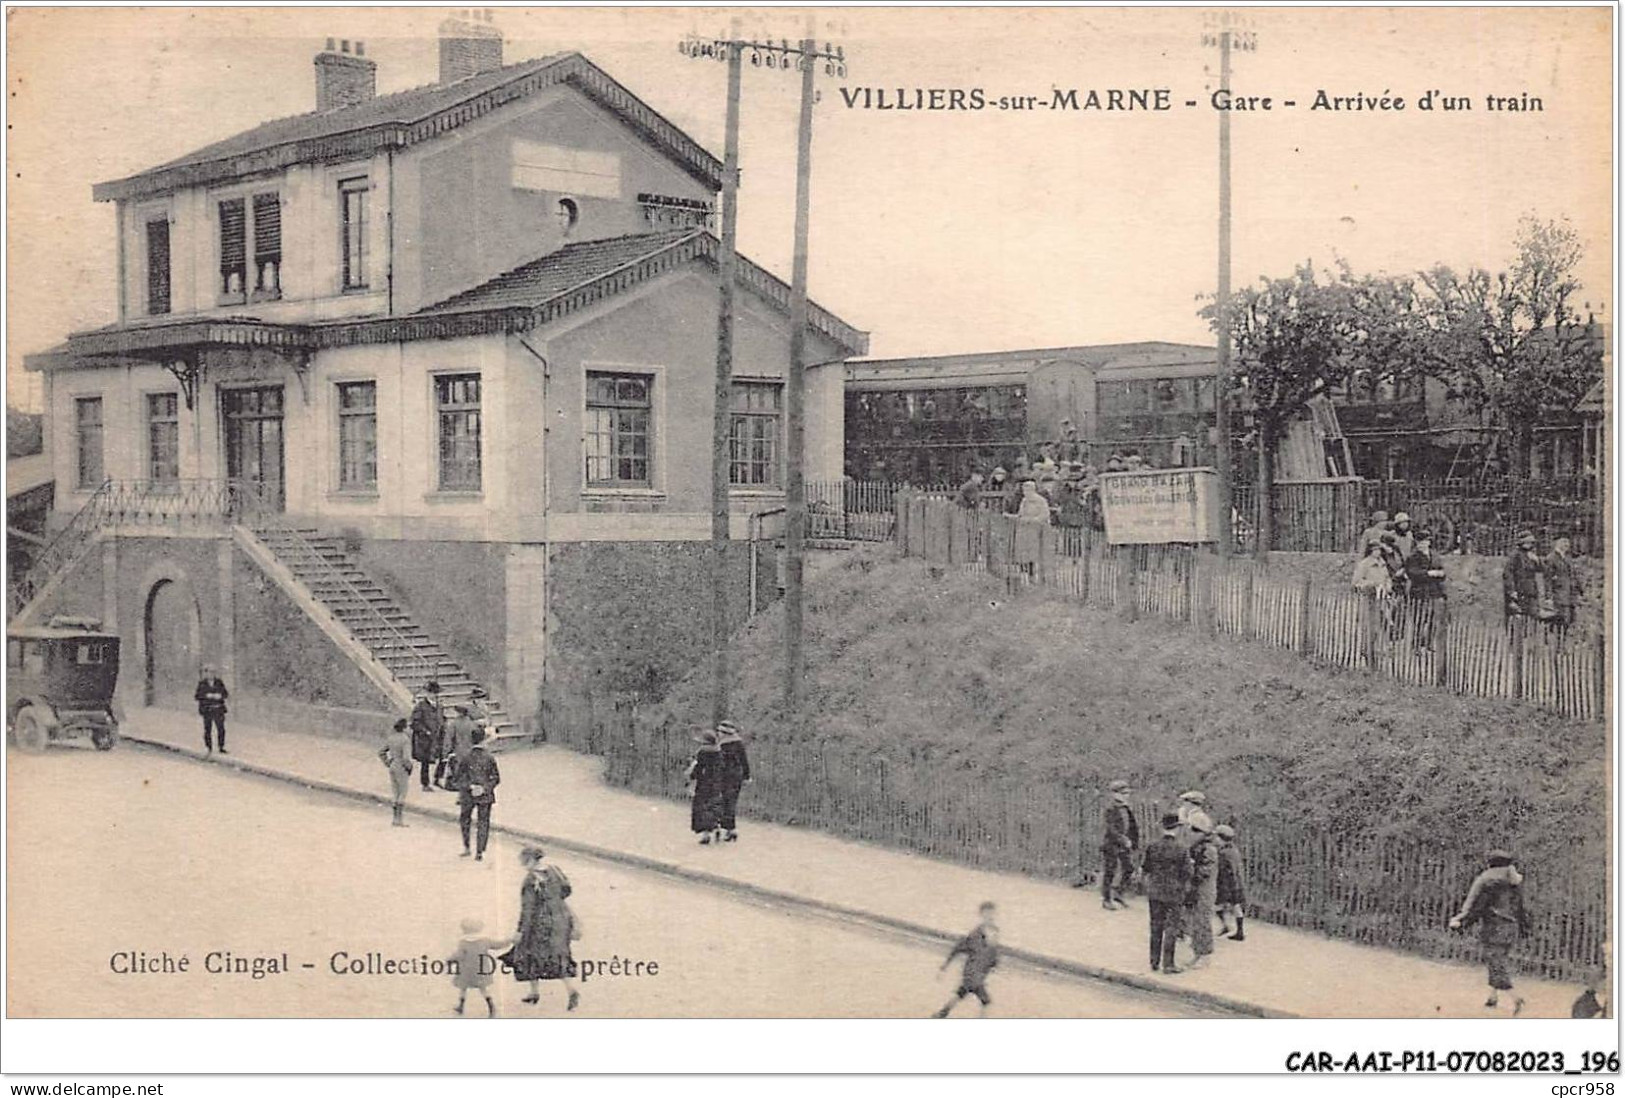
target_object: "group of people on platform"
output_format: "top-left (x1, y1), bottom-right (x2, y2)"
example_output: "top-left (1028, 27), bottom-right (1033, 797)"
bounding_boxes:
top-left (686, 720), bottom-right (752, 844)
top-left (1099, 784), bottom-right (1247, 976)
top-left (952, 436), bottom-right (1173, 531)
top-left (376, 680), bottom-right (503, 860)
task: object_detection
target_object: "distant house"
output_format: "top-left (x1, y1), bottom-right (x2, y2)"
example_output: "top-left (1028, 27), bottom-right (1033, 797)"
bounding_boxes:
top-left (22, 17), bottom-right (866, 731)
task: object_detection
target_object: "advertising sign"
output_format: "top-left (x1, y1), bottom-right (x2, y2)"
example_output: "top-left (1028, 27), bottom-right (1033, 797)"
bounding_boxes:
top-left (1099, 468), bottom-right (1221, 544)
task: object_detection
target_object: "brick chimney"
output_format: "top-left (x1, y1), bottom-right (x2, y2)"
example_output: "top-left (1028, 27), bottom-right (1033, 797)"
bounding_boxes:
top-left (315, 38), bottom-right (377, 112)
top-left (438, 9), bottom-right (504, 84)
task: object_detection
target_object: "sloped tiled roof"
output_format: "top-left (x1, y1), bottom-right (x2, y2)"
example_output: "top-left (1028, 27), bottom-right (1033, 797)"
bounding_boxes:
top-left (414, 229), bottom-right (868, 356)
top-left (419, 228), bottom-right (699, 314)
top-left (94, 52), bottom-right (723, 202)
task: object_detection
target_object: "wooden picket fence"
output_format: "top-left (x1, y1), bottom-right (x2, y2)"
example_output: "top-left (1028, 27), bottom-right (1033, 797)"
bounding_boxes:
top-left (564, 699), bottom-right (1607, 984)
top-left (895, 494), bottom-right (1607, 723)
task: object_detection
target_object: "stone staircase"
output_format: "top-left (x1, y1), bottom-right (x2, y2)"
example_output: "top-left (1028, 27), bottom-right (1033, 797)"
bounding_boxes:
top-left (245, 525), bottom-right (536, 752)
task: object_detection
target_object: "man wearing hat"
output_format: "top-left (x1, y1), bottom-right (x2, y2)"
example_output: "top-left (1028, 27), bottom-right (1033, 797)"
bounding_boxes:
top-left (1390, 512), bottom-right (1416, 561)
top-left (455, 726), bottom-right (501, 861)
top-left (1140, 813), bottom-right (1192, 974)
top-left (1357, 510), bottom-right (1392, 555)
top-left (1100, 780), bottom-right (1140, 911)
top-left (1176, 791), bottom-right (1207, 846)
top-left (410, 681), bottom-right (445, 792)
top-left (1503, 531), bottom-right (1545, 625)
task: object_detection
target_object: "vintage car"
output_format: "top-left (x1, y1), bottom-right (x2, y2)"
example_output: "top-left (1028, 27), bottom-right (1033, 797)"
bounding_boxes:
top-left (6, 617), bottom-right (122, 752)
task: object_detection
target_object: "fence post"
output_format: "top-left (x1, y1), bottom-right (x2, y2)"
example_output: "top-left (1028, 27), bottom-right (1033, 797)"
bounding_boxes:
top-left (1597, 633), bottom-right (1608, 719)
top-left (1297, 575), bottom-right (1314, 654)
top-left (1243, 559), bottom-right (1256, 640)
top-left (1510, 616), bottom-right (1525, 702)
top-left (1121, 546), bottom-right (1138, 621)
top-left (1435, 602), bottom-right (1451, 688)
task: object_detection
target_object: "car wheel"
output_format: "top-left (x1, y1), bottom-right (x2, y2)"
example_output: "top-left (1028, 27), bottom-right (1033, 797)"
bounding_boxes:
top-left (14, 707), bottom-right (48, 753)
top-left (92, 727), bottom-right (118, 751)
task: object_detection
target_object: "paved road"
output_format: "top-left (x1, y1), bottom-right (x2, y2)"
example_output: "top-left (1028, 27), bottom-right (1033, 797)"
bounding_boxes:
top-left (7, 744), bottom-right (1211, 1018)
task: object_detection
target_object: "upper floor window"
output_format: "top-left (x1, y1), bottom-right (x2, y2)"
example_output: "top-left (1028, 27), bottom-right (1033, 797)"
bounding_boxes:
top-left (218, 193), bottom-right (280, 301)
top-left (729, 381), bottom-right (782, 487)
top-left (340, 179), bottom-right (369, 291)
top-left (219, 198), bottom-right (247, 298)
top-left (146, 393), bottom-right (180, 485)
top-left (75, 397), bottom-right (104, 489)
top-left (252, 192), bottom-right (282, 297)
top-left (435, 375), bottom-right (482, 492)
top-left (585, 372), bottom-right (652, 488)
top-left (145, 217), bottom-right (171, 315)
top-left (337, 381), bottom-right (378, 490)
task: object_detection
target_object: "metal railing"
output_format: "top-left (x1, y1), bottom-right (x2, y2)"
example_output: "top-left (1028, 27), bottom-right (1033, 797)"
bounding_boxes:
top-left (9, 478), bottom-right (271, 616)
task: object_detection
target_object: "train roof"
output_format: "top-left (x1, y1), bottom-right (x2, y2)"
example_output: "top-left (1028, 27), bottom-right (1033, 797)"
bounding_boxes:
top-left (846, 341), bottom-right (1217, 387)
top-left (7, 615), bottom-right (119, 641)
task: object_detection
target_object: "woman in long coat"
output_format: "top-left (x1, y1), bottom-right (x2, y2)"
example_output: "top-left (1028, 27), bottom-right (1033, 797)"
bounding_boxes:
top-left (715, 721), bottom-right (751, 843)
top-left (498, 846), bottom-right (580, 1011)
top-left (688, 731), bottom-right (725, 844)
top-left (1449, 849), bottom-right (1531, 1013)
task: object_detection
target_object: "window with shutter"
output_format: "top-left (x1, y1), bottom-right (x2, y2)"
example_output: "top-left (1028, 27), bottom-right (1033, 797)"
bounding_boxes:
top-left (218, 198), bottom-right (246, 298)
top-left (145, 218), bottom-right (170, 315)
top-left (252, 192), bottom-right (281, 295)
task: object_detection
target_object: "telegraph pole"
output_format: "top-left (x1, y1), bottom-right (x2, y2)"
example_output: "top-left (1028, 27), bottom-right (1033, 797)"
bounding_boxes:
top-left (783, 27), bottom-right (818, 725)
top-left (681, 30), bottom-right (743, 729)
top-left (681, 28), bottom-right (846, 730)
top-left (1214, 23), bottom-right (1234, 558)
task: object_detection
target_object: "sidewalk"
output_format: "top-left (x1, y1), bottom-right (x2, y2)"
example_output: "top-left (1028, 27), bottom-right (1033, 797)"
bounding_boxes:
top-left (122, 706), bottom-right (1583, 1019)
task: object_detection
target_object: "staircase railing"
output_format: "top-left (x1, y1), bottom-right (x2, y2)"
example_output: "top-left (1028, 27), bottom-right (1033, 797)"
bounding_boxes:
top-left (9, 478), bottom-right (272, 616)
top-left (246, 521), bottom-right (437, 696)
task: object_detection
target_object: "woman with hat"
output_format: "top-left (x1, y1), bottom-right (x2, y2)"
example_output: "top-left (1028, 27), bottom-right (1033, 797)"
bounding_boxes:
top-left (1183, 812), bottom-right (1219, 968)
top-left (498, 846), bottom-right (581, 1011)
top-left (715, 721), bottom-right (751, 843)
top-left (687, 728), bottom-right (726, 844)
top-left (1449, 850), bottom-right (1531, 1013)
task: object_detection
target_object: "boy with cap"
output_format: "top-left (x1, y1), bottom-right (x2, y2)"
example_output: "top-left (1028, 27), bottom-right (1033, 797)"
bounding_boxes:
top-left (1215, 824), bottom-right (1247, 940)
top-left (1140, 813), bottom-right (1192, 974)
top-left (1100, 780), bottom-right (1139, 910)
top-left (378, 717), bottom-right (415, 827)
top-left (932, 901), bottom-right (1001, 1017)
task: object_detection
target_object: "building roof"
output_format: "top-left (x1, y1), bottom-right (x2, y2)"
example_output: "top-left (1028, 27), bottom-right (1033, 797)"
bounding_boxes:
top-left (93, 52), bottom-right (724, 202)
top-left (415, 229), bottom-right (869, 356)
top-left (45, 230), bottom-right (868, 362)
top-left (846, 342), bottom-right (1215, 384)
top-left (1576, 378), bottom-right (1605, 415)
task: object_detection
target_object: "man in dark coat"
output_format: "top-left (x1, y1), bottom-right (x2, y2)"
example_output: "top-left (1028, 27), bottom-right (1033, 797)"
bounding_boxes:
top-left (1140, 812), bottom-right (1192, 974)
top-left (409, 683), bottom-right (445, 792)
top-left (715, 720), bottom-right (751, 842)
top-left (1545, 536), bottom-right (1582, 631)
top-left (1450, 849), bottom-right (1531, 1013)
top-left (1503, 531), bottom-right (1544, 624)
top-left (1100, 779), bottom-right (1140, 911)
top-left (955, 472), bottom-right (985, 511)
top-left (1404, 531), bottom-right (1448, 602)
top-left (194, 666), bottom-right (230, 754)
top-left (455, 728), bottom-right (501, 861)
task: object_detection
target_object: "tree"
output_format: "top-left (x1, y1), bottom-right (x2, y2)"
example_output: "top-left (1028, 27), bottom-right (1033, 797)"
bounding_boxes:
top-left (1416, 216), bottom-right (1603, 476)
top-left (1204, 262), bottom-right (1426, 553)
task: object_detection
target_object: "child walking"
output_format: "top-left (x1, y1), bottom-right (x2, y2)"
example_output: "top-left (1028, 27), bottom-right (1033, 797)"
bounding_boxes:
top-left (933, 901), bottom-right (1001, 1018)
top-left (450, 918), bottom-right (510, 1017)
top-left (1214, 824), bottom-right (1247, 941)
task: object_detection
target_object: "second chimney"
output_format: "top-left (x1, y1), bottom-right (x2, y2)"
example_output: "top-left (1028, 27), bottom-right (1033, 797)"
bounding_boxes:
top-left (438, 10), bottom-right (504, 84)
top-left (315, 38), bottom-right (377, 112)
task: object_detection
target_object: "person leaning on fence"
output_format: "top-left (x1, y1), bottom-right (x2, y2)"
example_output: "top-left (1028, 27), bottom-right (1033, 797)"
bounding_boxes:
top-left (1357, 510), bottom-right (1392, 555)
top-left (1545, 536), bottom-right (1581, 632)
top-left (1503, 531), bottom-right (1547, 626)
top-left (1389, 512), bottom-right (1416, 561)
top-left (1100, 780), bottom-right (1140, 911)
top-left (1141, 813), bottom-right (1192, 975)
top-left (1351, 542), bottom-right (1394, 598)
top-left (1214, 824), bottom-right (1247, 941)
top-left (1449, 849), bottom-right (1531, 1015)
top-left (955, 472), bottom-right (985, 511)
top-left (1403, 530), bottom-right (1448, 650)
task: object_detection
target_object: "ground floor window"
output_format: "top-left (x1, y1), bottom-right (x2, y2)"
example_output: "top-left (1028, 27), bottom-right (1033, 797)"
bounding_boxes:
top-left (146, 392), bottom-right (179, 484)
top-left (585, 371), bottom-right (652, 488)
top-left (337, 381), bottom-right (378, 490)
top-left (75, 396), bottom-right (104, 489)
top-left (729, 381), bottom-right (782, 487)
top-left (435, 374), bottom-right (482, 491)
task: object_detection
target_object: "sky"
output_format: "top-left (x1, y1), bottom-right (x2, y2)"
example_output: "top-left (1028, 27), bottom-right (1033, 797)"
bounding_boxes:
top-left (5, 5), bottom-right (1614, 410)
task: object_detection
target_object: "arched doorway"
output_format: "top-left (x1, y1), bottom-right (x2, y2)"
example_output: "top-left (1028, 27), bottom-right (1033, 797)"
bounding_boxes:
top-left (144, 579), bottom-right (201, 708)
